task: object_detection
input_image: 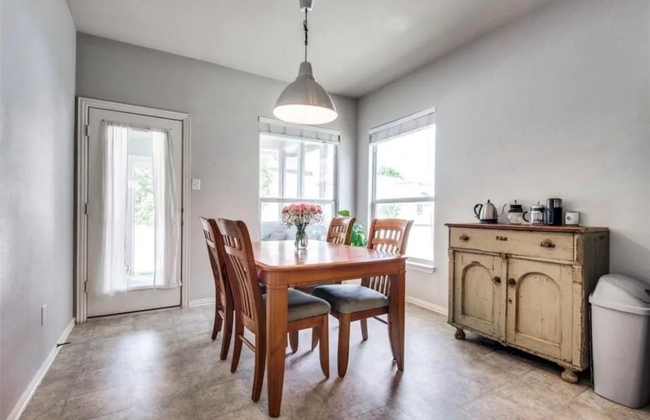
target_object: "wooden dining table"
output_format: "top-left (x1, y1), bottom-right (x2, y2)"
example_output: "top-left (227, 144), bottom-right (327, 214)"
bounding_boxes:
top-left (252, 239), bottom-right (407, 418)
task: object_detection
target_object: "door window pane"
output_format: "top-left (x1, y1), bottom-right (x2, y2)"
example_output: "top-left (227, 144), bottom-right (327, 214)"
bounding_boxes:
top-left (126, 128), bottom-right (155, 288)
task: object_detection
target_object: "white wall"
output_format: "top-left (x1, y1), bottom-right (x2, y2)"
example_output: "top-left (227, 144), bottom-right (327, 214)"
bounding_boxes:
top-left (76, 34), bottom-right (358, 302)
top-left (357, 0), bottom-right (650, 309)
top-left (0, 0), bottom-right (76, 418)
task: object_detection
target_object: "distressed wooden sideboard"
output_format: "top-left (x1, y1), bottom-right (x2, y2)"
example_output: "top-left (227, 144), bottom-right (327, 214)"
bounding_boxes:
top-left (446, 223), bottom-right (609, 383)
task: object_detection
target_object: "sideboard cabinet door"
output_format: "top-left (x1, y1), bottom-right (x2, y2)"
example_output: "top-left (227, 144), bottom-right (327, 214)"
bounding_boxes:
top-left (452, 251), bottom-right (506, 340)
top-left (505, 258), bottom-right (574, 362)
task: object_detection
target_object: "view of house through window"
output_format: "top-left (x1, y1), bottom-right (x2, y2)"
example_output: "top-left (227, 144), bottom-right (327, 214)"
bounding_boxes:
top-left (371, 123), bottom-right (435, 264)
top-left (259, 133), bottom-right (338, 240)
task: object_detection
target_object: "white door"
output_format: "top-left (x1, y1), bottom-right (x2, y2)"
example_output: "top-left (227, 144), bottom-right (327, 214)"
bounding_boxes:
top-left (87, 108), bottom-right (182, 317)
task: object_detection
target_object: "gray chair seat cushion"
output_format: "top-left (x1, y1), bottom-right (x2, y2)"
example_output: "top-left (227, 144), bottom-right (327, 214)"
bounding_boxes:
top-left (263, 289), bottom-right (331, 322)
top-left (312, 285), bottom-right (389, 314)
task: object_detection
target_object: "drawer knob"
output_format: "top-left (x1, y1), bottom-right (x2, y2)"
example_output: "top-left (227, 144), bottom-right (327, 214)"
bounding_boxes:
top-left (508, 278), bottom-right (517, 287)
top-left (496, 236), bottom-right (508, 241)
top-left (493, 276), bottom-right (502, 285)
top-left (540, 239), bottom-right (555, 248)
top-left (459, 234), bottom-right (470, 242)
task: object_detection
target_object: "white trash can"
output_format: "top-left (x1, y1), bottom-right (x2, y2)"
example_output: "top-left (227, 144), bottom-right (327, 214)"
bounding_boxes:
top-left (589, 274), bottom-right (650, 408)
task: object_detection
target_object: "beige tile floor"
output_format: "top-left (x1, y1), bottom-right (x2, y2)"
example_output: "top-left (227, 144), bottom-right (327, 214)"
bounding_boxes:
top-left (21, 304), bottom-right (650, 420)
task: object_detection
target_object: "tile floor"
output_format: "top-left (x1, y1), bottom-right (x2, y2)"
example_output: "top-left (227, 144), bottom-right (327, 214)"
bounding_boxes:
top-left (21, 304), bottom-right (650, 420)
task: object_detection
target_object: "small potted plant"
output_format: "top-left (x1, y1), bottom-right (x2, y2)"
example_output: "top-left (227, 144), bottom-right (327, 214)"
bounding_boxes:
top-left (281, 204), bottom-right (324, 250)
top-left (338, 210), bottom-right (367, 247)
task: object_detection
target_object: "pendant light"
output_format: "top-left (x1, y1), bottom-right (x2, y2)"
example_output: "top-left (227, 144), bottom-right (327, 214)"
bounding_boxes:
top-left (273, 0), bottom-right (338, 125)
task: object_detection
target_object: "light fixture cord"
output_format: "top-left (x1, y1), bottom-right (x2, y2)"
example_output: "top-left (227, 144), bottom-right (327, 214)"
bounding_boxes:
top-left (303, 9), bottom-right (309, 62)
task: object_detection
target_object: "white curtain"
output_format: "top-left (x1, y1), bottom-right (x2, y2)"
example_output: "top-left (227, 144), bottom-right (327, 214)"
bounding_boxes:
top-left (97, 122), bottom-right (130, 295)
top-left (152, 129), bottom-right (181, 289)
top-left (97, 123), bottom-right (181, 296)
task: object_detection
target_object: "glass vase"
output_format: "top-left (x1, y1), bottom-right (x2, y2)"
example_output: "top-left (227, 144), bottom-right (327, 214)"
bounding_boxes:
top-left (294, 224), bottom-right (308, 251)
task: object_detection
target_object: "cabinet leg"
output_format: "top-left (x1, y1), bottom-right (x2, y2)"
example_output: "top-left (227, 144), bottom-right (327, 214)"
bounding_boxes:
top-left (561, 368), bottom-right (579, 384)
top-left (454, 328), bottom-right (465, 340)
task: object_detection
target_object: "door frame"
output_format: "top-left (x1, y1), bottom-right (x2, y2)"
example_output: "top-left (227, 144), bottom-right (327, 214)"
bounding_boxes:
top-left (75, 97), bottom-right (191, 323)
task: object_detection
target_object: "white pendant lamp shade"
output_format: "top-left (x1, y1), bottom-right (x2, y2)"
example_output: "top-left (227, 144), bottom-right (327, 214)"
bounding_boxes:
top-left (273, 62), bottom-right (338, 125)
top-left (273, 0), bottom-right (338, 125)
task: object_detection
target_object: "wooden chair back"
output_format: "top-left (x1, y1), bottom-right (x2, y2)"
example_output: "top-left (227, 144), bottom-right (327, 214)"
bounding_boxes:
top-left (326, 216), bottom-right (357, 245)
top-left (200, 217), bottom-right (232, 311)
top-left (362, 218), bottom-right (414, 296)
top-left (216, 218), bottom-right (265, 328)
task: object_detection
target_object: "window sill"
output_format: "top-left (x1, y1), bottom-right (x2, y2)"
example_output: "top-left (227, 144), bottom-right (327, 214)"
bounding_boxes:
top-left (406, 261), bottom-right (436, 274)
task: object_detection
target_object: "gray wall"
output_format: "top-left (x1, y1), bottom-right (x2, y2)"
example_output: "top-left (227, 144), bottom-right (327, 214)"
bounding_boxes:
top-left (76, 34), bottom-right (358, 302)
top-left (357, 0), bottom-right (650, 308)
top-left (0, 0), bottom-right (76, 418)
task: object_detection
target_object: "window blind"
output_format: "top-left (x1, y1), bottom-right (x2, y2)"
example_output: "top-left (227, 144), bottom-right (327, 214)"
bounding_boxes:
top-left (259, 117), bottom-right (340, 144)
top-left (369, 107), bottom-right (436, 144)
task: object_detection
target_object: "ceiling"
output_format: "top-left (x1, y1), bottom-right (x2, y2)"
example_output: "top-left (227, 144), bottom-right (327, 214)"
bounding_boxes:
top-left (67, 0), bottom-right (553, 98)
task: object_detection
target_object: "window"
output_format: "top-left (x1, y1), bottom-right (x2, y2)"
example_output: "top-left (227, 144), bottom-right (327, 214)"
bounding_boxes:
top-left (259, 119), bottom-right (339, 241)
top-left (370, 109), bottom-right (436, 265)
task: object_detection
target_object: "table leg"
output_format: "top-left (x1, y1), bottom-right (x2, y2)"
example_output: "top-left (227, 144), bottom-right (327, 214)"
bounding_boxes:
top-left (388, 268), bottom-right (406, 371)
top-left (266, 284), bottom-right (288, 418)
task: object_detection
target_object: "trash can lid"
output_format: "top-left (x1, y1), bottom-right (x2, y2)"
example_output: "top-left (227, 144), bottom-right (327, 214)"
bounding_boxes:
top-left (589, 274), bottom-right (650, 316)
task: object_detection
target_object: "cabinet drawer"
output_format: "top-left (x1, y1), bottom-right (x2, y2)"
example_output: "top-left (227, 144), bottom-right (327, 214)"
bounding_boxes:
top-left (449, 227), bottom-right (574, 261)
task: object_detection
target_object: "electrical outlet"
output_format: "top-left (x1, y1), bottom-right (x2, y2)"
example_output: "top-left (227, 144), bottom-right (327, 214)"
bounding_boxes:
top-left (192, 179), bottom-right (201, 190)
top-left (41, 304), bottom-right (47, 326)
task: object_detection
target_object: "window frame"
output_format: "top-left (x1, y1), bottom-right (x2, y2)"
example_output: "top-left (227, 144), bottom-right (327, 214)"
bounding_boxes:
top-left (369, 109), bottom-right (436, 268)
top-left (259, 133), bottom-right (339, 232)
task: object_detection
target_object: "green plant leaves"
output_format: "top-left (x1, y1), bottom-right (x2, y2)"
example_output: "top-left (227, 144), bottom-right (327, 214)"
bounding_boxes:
top-left (338, 209), bottom-right (366, 247)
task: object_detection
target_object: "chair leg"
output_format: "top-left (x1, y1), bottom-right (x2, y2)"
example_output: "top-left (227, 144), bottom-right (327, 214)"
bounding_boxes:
top-left (319, 315), bottom-right (329, 378)
top-left (252, 333), bottom-right (266, 402)
top-left (360, 319), bottom-right (369, 341)
top-left (230, 315), bottom-right (244, 373)
top-left (220, 305), bottom-right (234, 360)
top-left (211, 307), bottom-right (223, 341)
top-left (311, 327), bottom-right (319, 351)
top-left (387, 315), bottom-right (397, 361)
top-left (337, 313), bottom-right (351, 378)
top-left (289, 331), bottom-right (299, 354)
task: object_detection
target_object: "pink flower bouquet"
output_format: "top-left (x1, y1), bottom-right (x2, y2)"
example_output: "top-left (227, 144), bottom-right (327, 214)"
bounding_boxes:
top-left (281, 203), bottom-right (324, 229)
top-left (281, 204), bottom-right (324, 250)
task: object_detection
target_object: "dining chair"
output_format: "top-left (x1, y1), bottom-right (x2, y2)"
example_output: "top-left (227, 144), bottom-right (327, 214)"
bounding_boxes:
top-left (200, 217), bottom-right (234, 360)
top-left (311, 218), bottom-right (413, 377)
top-left (326, 216), bottom-right (357, 245)
top-left (291, 215), bottom-right (356, 352)
top-left (216, 218), bottom-right (332, 402)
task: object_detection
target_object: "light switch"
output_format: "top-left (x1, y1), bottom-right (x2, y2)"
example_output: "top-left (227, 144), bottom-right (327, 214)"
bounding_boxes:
top-left (192, 179), bottom-right (201, 191)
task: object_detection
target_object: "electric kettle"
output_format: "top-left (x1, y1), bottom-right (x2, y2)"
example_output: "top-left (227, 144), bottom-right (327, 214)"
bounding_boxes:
top-left (474, 200), bottom-right (506, 224)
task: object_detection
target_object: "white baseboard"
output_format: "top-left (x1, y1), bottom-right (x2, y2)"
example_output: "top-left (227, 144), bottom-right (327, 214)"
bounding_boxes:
top-left (189, 297), bottom-right (216, 307)
top-left (406, 296), bottom-right (448, 317)
top-left (7, 318), bottom-right (75, 420)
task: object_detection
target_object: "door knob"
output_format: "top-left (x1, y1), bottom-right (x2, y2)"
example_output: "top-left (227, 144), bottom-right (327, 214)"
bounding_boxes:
top-left (493, 276), bottom-right (502, 285)
top-left (507, 278), bottom-right (517, 287)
